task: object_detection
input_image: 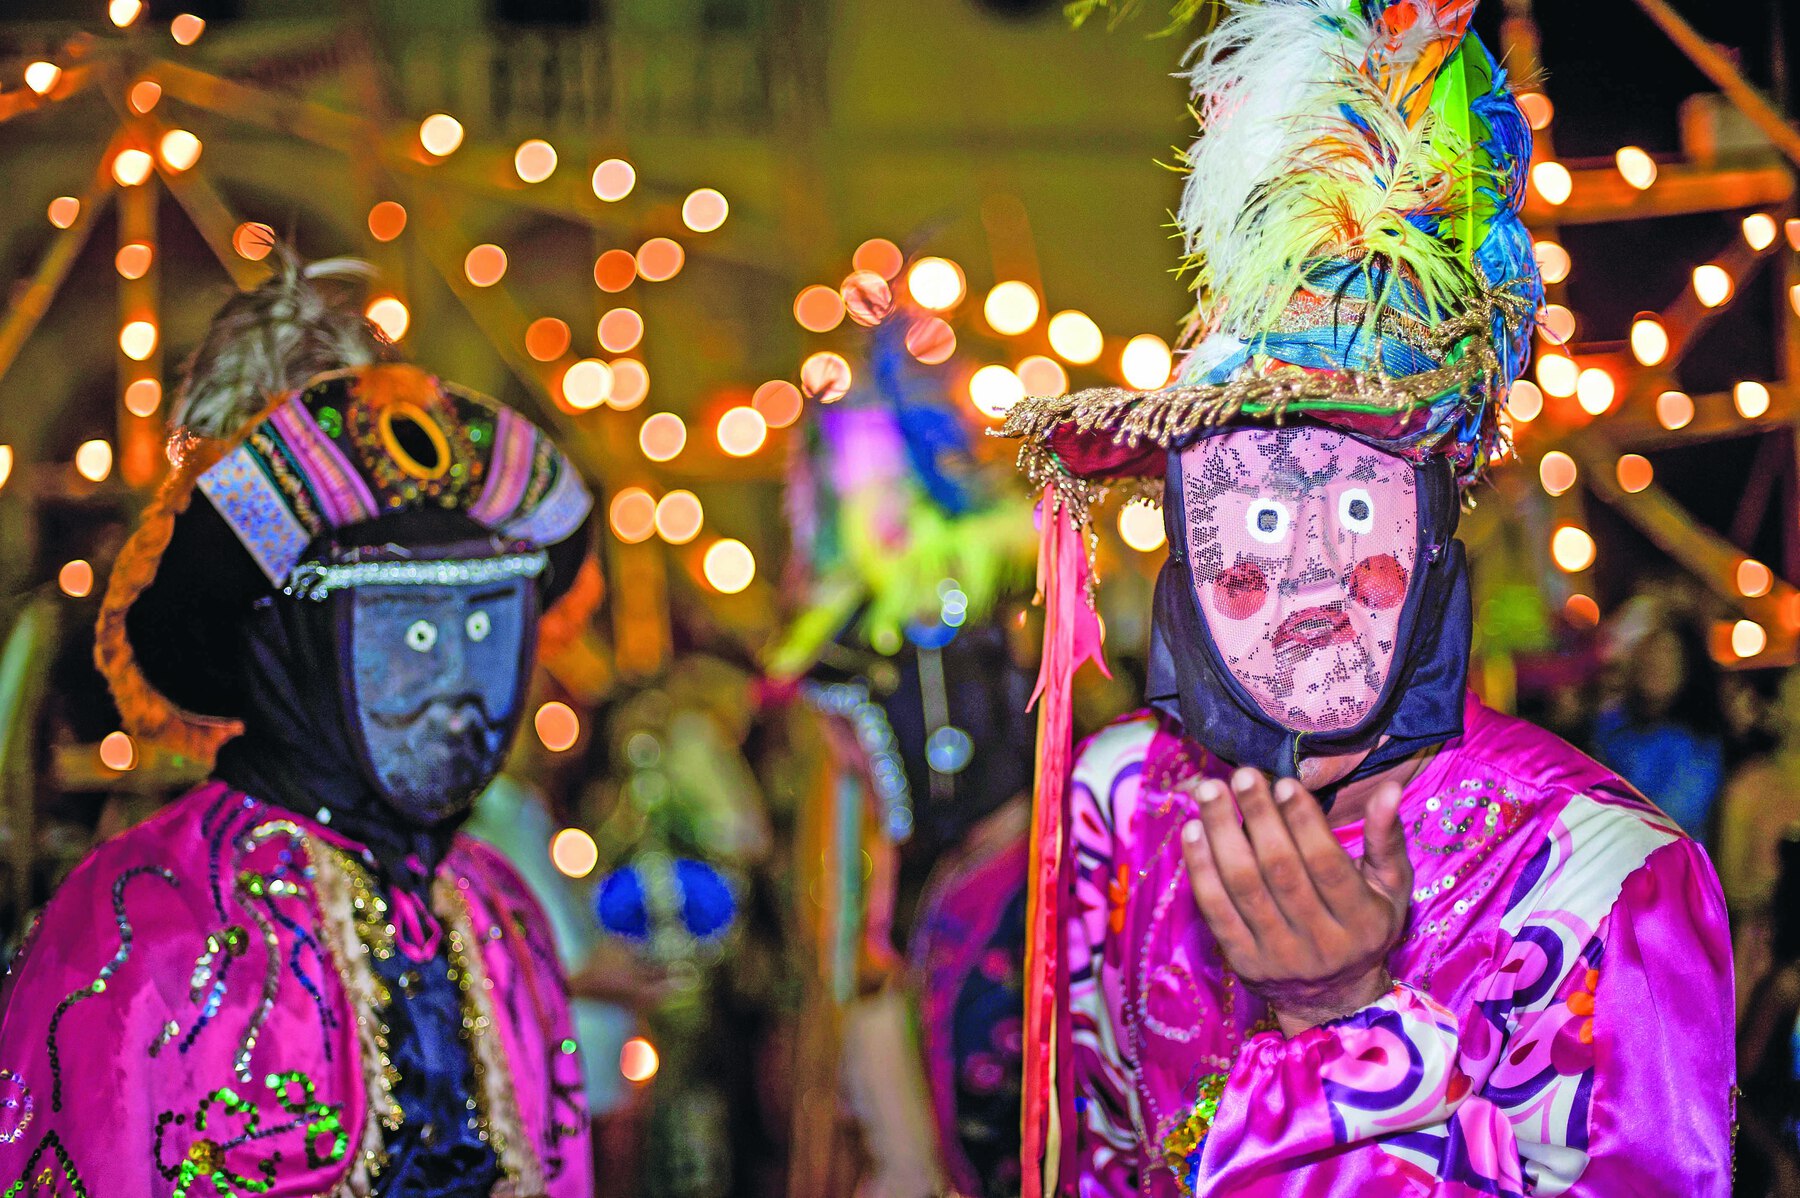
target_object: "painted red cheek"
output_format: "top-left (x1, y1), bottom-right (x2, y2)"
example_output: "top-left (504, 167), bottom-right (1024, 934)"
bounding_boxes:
top-left (1211, 561), bottom-right (1269, 620)
top-left (1348, 553), bottom-right (1408, 609)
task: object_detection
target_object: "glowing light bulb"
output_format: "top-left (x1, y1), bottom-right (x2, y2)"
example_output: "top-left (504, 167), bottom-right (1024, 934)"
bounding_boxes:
top-left (560, 359), bottom-right (614, 411)
top-left (842, 270), bottom-right (895, 327)
top-left (124, 378), bottom-right (161, 417)
top-left (1732, 619), bottom-right (1767, 658)
top-left (1551, 525), bottom-right (1596, 573)
top-left (1615, 454), bottom-right (1653, 493)
top-left (1649, 391), bottom-right (1692, 432)
top-left (907, 257), bottom-right (965, 310)
top-left (904, 318), bottom-right (955, 366)
top-left (99, 730), bottom-right (136, 770)
top-left (716, 407), bottom-right (768, 457)
top-left (419, 113), bottom-right (464, 157)
top-left (115, 242), bottom-right (153, 280)
top-left (794, 285), bottom-right (845, 333)
top-left (1734, 380), bottom-right (1771, 419)
top-left (1508, 380), bottom-right (1544, 423)
top-left (169, 13), bottom-right (205, 44)
top-left (128, 79), bottom-right (161, 113)
top-left (703, 539), bottom-right (756, 594)
top-left (1629, 315), bottom-right (1668, 366)
top-left (1518, 91), bottom-right (1553, 130)
top-left (1615, 146), bottom-right (1656, 190)
top-left (1536, 353), bottom-right (1578, 398)
top-left (109, 0), bottom-right (143, 27)
top-left (591, 159), bottom-right (635, 202)
top-left (800, 352), bottom-right (853, 403)
top-left (639, 413), bottom-right (687, 462)
top-left (1017, 355), bottom-right (1068, 396)
top-left (1118, 501), bottom-right (1166, 552)
top-left (681, 188), bottom-right (729, 233)
top-left (75, 439), bottom-right (113, 483)
top-left (607, 359), bottom-right (649, 410)
top-left (853, 238), bottom-right (905, 280)
top-left (1120, 334), bottom-right (1173, 390)
top-left (1531, 161), bottom-right (1573, 205)
top-left (47, 196), bottom-right (79, 228)
top-left (233, 222), bottom-right (275, 261)
top-left (1565, 594), bottom-right (1600, 627)
top-left (1047, 310), bottom-right (1104, 365)
top-left (621, 1037), bottom-right (659, 1083)
top-left (753, 381), bottom-right (803, 429)
top-left (112, 148), bottom-right (153, 187)
top-left (654, 490), bottom-right (704, 545)
top-left (636, 238), bottom-right (684, 283)
top-left (610, 488), bottom-right (656, 544)
top-left (365, 297), bottom-right (410, 342)
top-left (534, 702), bottom-right (580, 752)
top-left (1575, 367), bottom-right (1615, 416)
top-left (525, 317), bottom-right (571, 362)
top-left (1743, 213), bottom-right (1778, 251)
top-left (1692, 264), bottom-right (1732, 308)
top-left (464, 244), bottom-right (508, 287)
top-left (513, 139), bottom-right (557, 183)
top-left (968, 365), bottom-right (1025, 418)
top-left (593, 249), bottom-right (637, 293)
top-left (1738, 558), bottom-right (1774, 599)
top-left (1533, 241), bottom-right (1571, 285)
top-left (1539, 451), bottom-right (1577, 497)
top-left (550, 828), bottom-right (598, 877)
top-left (598, 308), bottom-right (643, 353)
top-left (983, 281), bottom-right (1040, 336)
top-left (58, 559), bottom-right (94, 598)
top-left (119, 320), bottom-right (158, 361)
top-left (368, 201), bottom-right (407, 242)
top-left (1539, 304), bottom-right (1576, 345)
top-left (24, 62), bottom-right (60, 96)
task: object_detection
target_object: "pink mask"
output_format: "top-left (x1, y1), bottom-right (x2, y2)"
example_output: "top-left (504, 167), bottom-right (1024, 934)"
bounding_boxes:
top-left (1177, 426), bottom-right (1419, 735)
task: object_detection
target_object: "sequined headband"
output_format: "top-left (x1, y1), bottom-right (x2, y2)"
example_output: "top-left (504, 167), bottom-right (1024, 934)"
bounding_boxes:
top-left (281, 551), bottom-right (549, 601)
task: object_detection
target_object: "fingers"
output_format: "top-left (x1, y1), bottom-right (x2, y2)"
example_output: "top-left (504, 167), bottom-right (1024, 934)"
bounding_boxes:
top-left (1189, 774), bottom-right (1287, 936)
top-left (1273, 775), bottom-right (1363, 912)
top-left (1180, 814), bottom-right (1254, 959)
top-left (1234, 769), bottom-right (1330, 926)
top-left (1359, 780), bottom-right (1413, 897)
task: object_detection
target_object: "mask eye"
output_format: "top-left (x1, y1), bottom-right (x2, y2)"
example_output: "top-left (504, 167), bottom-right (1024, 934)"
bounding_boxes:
top-left (1338, 488), bottom-right (1375, 535)
top-left (466, 610), bottom-right (492, 643)
top-left (405, 619), bottom-right (438, 653)
top-left (1245, 499), bottom-right (1290, 545)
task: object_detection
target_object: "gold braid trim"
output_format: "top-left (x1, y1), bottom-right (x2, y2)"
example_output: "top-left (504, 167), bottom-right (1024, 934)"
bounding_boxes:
top-left (310, 843), bottom-right (404, 1195)
top-left (436, 876), bottom-right (547, 1198)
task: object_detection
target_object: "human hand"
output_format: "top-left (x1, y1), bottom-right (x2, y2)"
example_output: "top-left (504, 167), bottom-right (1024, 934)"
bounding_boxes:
top-left (1180, 767), bottom-right (1412, 1036)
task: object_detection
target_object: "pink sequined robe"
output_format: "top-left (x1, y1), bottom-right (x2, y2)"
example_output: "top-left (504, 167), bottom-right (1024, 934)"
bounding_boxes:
top-left (0, 782), bottom-right (592, 1196)
top-left (1068, 696), bottom-right (1734, 1196)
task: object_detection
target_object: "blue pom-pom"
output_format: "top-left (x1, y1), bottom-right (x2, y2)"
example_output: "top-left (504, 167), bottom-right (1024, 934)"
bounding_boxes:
top-left (673, 858), bottom-right (736, 940)
top-left (594, 867), bottom-right (650, 942)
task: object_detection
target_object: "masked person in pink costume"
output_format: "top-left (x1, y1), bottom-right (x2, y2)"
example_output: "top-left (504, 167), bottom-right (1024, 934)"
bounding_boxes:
top-left (0, 259), bottom-right (595, 1195)
top-left (997, 2), bottom-right (1735, 1195)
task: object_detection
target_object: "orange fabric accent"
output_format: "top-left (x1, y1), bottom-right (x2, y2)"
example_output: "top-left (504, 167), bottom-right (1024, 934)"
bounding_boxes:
top-left (347, 361), bottom-right (442, 413)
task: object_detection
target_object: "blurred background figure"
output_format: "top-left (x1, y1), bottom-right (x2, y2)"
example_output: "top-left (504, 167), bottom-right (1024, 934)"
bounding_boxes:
top-left (1717, 668), bottom-right (1800, 1006)
top-left (1738, 830), bottom-right (1800, 1198)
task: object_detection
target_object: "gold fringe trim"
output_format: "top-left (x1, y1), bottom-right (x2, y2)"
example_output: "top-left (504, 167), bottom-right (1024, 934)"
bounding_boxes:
top-left (310, 842), bottom-right (404, 1196)
top-left (436, 876), bottom-right (547, 1198)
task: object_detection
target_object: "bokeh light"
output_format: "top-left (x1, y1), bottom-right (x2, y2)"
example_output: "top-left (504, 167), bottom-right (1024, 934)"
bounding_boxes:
top-left (1743, 213), bottom-right (1778, 251)
top-left (608, 359), bottom-right (649, 410)
top-left (1615, 146), bottom-right (1656, 190)
top-left (514, 139), bottom-right (557, 183)
top-left (591, 159), bottom-right (636, 202)
top-left (158, 128), bottom-right (201, 172)
top-left (1733, 619), bottom-right (1768, 659)
top-left (119, 320), bottom-right (158, 361)
top-left (128, 79), bottom-right (161, 114)
top-left (1518, 91), bottom-right (1553, 130)
top-left (904, 318), bottom-right (955, 366)
top-left (75, 440), bottom-right (113, 483)
top-left (1538, 304), bottom-right (1576, 345)
top-left (968, 365), bottom-right (1024, 419)
top-left (112, 148), bottom-right (153, 187)
top-left (124, 378), bottom-right (162, 417)
top-left (907, 258), bottom-right (965, 311)
top-left (753, 381), bottom-right (803, 429)
top-left (1735, 380), bottom-right (1771, 419)
top-left (717, 407), bottom-right (768, 457)
top-left (464, 244), bottom-right (508, 287)
top-left (534, 702), bottom-right (580, 752)
top-left (794, 285), bottom-right (845, 333)
top-left (703, 539), bottom-right (756, 594)
top-left (99, 730), bottom-right (136, 771)
top-left (0, 446), bottom-right (11, 492)
top-left (637, 238), bottom-right (684, 283)
top-left (1615, 454), bottom-right (1653, 494)
top-left (1575, 367), bottom-right (1615, 416)
top-left (169, 13), bottom-right (205, 44)
top-left (984, 281), bottom-right (1040, 336)
top-left (1048, 311), bottom-right (1103, 365)
top-left (853, 238), bottom-right (904, 281)
top-left (1551, 525), bottom-right (1596, 573)
top-left (1738, 558), bottom-right (1774, 599)
top-left (1120, 334), bottom-right (1172, 390)
top-left (621, 1037), bottom-right (659, 1083)
top-left (561, 359), bottom-right (614, 411)
top-left (654, 490), bottom-right (704, 545)
top-left (366, 296), bottom-right (410, 342)
top-left (1017, 355), bottom-right (1068, 396)
top-left (419, 113), bottom-right (464, 157)
top-left (1507, 379), bottom-right (1544, 423)
top-left (24, 62), bottom-right (60, 96)
top-left (58, 559), bottom-right (94, 598)
top-left (1531, 161), bottom-right (1572, 205)
top-left (116, 242), bottom-right (153, 280)
top-left (800, 352), bottom-right (853, 403)
top-left (1118, 502), bottom-right (1166, 552)
top-left (368, 201), bottom-right (407, 242)
top-left (598, 308), bottom-right (644, 353)
top-left (109, 0), bottom-right (143, 27)
top-left (682, 188), bottom-right (729, 233)
top-left (47, 196), bottom-right (79, 228)
top-left (1536, 353), bottom-right (1578, 398)
top-left (594, 249), bottom-right (637, 293)
top-left (234, 222), bottom-right (275, 261)
top-left (525, 317), bottom-right (572, 362)
top-left (550, 828), bottom-right (599, 878)
top-left (610, 487), bottom-right (656, 544)
top-left (640, 413), bottom-right (688, 462)
top-left (1629, 315), bottom-right (1668, 366)
top-left (1533, 241), bottom-right (1571, 285)
top-left (1538, 451), bottom-right (1577, 496)
top-left (842, 271), bottom-right (894, 327)
top-left (1692, 264), bottom-right (1733, 308)
top-left (1657, 391), bottom-right (1694, 431)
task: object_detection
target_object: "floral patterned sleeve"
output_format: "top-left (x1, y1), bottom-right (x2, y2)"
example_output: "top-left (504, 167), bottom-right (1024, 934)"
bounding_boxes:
top-left (1067, 719), bottom-right (1155, 1196)
top-left (1182, 825), bottom-right (1733, 1197)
